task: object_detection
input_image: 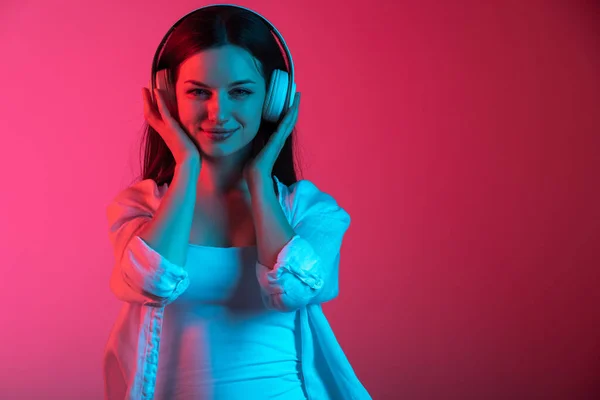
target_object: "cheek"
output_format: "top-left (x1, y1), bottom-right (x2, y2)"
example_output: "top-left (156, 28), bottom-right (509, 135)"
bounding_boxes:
top-left (176, 100), bottom-right (197, 123)
top-left (252, 94), bottom-right (267, 118)
top-left (239, 100), bottom-right (265, 125)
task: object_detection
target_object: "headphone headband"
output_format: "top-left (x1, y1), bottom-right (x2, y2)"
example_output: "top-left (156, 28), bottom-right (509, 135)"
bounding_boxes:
top-left (150, 4), bottom-right (295, 122)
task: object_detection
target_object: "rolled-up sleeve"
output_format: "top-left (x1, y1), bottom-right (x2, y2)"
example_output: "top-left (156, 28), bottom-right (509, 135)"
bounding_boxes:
top-left (256, 180), bottom-right (351, 311)
top-left (106, 179), bottom-right (189, 306)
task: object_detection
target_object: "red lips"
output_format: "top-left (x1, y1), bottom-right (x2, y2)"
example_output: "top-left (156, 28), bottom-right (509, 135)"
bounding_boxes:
top-left (202, 128), bottom-right (237, 133)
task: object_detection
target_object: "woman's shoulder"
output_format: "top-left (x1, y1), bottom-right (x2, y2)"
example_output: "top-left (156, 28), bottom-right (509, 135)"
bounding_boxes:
top-left (108, 178), bottom-right (168, 215)
top-left (119, 178), bottom-right (168, 198)
top-left (278, 177), bottom-right (350, 221)
top-left (283, 177), bottom-right (338, 203)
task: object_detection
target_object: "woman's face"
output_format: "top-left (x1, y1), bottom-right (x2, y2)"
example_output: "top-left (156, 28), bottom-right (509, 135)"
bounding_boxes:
top-left (175, 45), bottom-right (267, 158)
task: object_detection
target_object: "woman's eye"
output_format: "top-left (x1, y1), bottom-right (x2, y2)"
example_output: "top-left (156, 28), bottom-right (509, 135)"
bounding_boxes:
top-left (187, 89), bottom-right (253, 98)
top-left (188, 89), bottom-right (207, 96)
top-left (232, 89), bottom-right (253, 97)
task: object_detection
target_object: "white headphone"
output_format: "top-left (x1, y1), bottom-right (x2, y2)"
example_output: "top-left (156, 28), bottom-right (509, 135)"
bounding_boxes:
top-left (149, 3), bottom-right (297, 123)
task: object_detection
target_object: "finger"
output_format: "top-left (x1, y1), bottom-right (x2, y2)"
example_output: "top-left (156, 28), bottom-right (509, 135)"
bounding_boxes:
top-left (260, 133), bottom-right (282, 165)
top-left (154, 88), bottom-right (175, 122)
top-left (278, 93), bottom-right (299, 126)
top-left (278, 101), bottom-right (299, 139)
top-left (294, 92), bottom-right (301, 107)
top-left (142, 88), bottom-right (165, 135)
top-left (265, 119), bottom-right (295, 162)
top-left (259, 93), bottom-right (300, 161)
top-left (291, 92), bottom-right (300, 112)
top-left (142, 88), bottom-right (158, 124)
top-left (289, 92), bottom-right (300, 128)
top-left (153, 88), bottom-right (166, 120)
top-left (287, 92), bottom-right (300, 122)
top-left (277, 103), bottom-right (296, 134)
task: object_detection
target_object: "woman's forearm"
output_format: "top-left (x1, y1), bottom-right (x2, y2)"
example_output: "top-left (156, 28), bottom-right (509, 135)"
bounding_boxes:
top-left (249, 174), bottom-right (296, 269)
top-left (137, 157), bottom-right (200, 267)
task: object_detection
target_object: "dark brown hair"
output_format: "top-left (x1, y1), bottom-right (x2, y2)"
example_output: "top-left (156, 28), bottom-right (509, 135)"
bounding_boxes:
top-left (134, 5), bottom-right (303, 187)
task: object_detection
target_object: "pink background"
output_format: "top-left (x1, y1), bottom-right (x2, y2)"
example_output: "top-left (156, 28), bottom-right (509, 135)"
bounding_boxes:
top-left (1, 0), bottom-right (598, 398)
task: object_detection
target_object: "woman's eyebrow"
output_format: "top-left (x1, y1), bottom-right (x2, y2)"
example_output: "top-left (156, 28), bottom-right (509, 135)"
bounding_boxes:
top-left (184, 79), bottom-right (256, 87)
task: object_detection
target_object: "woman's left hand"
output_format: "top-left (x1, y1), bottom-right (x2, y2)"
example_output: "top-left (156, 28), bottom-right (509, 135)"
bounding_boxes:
top-left (244, 92), bottom-right (301, 185)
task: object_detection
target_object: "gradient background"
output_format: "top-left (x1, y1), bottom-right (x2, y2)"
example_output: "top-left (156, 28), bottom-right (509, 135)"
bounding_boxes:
top-left (1, 0), bottom-right (599, 399)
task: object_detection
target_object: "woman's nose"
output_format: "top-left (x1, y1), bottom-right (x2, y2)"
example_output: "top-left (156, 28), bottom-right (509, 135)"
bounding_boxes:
top-left (206, 94), bottom-right (231, 121)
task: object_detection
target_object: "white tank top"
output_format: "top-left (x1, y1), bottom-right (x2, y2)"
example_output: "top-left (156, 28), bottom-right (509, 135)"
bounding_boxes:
top-left (153, 244), bottom-right (308, 400)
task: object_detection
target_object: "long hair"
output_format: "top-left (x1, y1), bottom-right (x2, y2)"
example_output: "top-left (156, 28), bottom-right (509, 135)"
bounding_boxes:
top-left (134, 6), bottom-right (303, 188)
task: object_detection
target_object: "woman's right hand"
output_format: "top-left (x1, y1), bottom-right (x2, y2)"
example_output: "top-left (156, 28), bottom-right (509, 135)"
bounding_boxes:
top-left (142, 87), bottom-right (201, 166)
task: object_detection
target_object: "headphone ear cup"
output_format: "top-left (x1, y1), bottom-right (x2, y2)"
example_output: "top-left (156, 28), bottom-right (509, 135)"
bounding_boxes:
top-left (263, 69), bottom-right (296, 122)
top-left (152, 69), bottom-right (179, 119)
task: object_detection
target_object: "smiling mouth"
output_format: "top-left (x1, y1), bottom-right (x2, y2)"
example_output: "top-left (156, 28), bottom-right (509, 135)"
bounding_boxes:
top-left (201, 128), bottom-right (238, 133)
top-left (202, 128), bottom-right (238, 141)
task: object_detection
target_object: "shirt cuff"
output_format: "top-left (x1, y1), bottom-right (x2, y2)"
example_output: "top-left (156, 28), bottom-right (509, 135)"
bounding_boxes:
top-left (255, 234), bottom-right (324, 296)
top-left (122, 235), bottom-right (190, 302)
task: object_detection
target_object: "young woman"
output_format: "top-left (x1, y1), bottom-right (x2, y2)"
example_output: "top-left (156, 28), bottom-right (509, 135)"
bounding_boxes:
top-left (102, 5), bottom-right (371, 400)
